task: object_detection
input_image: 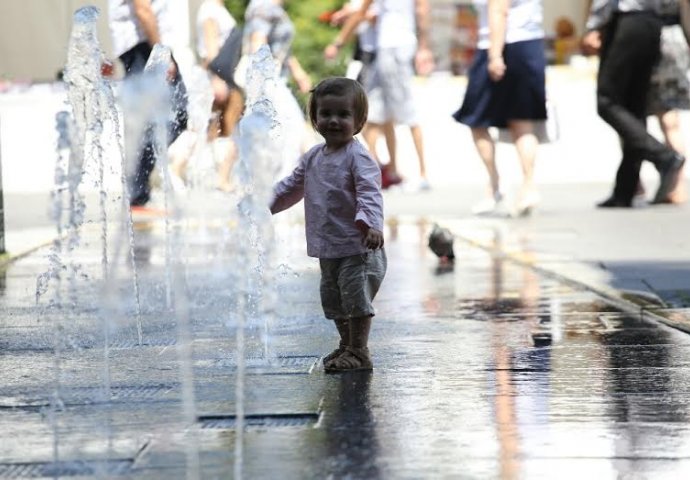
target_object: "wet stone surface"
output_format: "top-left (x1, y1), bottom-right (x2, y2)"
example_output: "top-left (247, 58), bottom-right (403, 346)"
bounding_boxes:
top-left (1, 218), bottom-right (690, 478)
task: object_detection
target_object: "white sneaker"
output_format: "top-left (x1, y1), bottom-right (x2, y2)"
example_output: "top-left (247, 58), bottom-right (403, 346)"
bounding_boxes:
top-left (472, 193), bottom-right (506, 216)
top-left (514, 190), bottom-right (541, 217)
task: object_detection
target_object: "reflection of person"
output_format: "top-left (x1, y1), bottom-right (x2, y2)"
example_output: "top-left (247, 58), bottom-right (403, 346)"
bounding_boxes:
top-left (453, 0), bottom-right (546, 217)
top-left (325, 0), bottom-right (435, 190)
top-left (322, 371), bottom-right (381, 478)
top-left (244, 0), bottom-right (312, 178)
top-left (582, 0), bottom-right (685, 208)
top-left (108, 0), bottom-right (188, 210)
top-left (196, 0), bottom-right (243, 191)
top-left (270, 78), bottom-right (386, 373)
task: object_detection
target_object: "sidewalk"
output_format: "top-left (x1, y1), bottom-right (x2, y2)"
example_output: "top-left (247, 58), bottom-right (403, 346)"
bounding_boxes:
top-left (3, 68), bottom-right (690, 477)
top-left (397, 182), bottom-right (690, 334)
top-left (2, 187), bottom-right (690, 478)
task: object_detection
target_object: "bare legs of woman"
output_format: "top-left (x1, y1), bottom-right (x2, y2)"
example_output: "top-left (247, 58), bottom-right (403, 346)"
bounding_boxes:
top-left (636, 110), bottom-right (687, 204)
top-left (510, 120), bottom-right (541, 215)
top-left (658, 109), bottom-right (687, 203)
top-left (470, 120), bottom-right (540, 216)
top-left (362, 121), bottom-right (429, 189)
top-left (213, 84), bottom-right (244, 192)
top-left (470, 127), bottom-right (503, 214)
top-left (363, 121), bottom-right (400, 188)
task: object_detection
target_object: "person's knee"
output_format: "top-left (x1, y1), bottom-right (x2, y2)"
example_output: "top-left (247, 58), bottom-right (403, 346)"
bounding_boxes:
top-left (596, 94), bottom-right (614, 119)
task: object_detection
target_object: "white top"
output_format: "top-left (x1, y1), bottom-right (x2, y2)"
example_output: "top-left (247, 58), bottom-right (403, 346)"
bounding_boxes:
top-left (195, 0), bottom-right (237, 60)
top-left (474, 0), bottom-right (544, 50)
top-left (350, 0), bottom-right (377, 53)
top-left (375, 0), bottom-right (418, 50)
top-left (108, 0), bottom-right (176, 58)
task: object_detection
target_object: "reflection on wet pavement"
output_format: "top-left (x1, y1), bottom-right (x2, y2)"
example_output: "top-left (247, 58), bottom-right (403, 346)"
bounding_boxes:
top-left (1, 217), bottom-right (690, 478)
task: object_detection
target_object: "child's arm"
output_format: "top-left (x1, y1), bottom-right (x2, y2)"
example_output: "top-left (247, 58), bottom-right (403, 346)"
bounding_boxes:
top-left (270, 159), bottom-right (306, 214)
top-left (353, 152), bottom-right (385, 249)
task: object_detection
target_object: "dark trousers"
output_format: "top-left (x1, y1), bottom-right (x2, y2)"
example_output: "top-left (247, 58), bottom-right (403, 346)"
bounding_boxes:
top-left (120, 43), bottom-right (187, 206)
top-left (597, 12), bottom-right (672, 202)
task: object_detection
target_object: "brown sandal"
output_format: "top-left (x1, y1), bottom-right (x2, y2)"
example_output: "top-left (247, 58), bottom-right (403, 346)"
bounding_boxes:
top-left (324, 346), bottom-right (373, 373)
top-left (323, 343), bottom-right (347, 368)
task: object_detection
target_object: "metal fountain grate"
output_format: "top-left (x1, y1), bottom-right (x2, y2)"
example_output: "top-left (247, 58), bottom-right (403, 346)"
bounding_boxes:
top-left (213, 355), bottom-right (320, 374)
top-left (109, 338), bottom-right (177, 349)
top-left (0, 384), bottom-right (178, 410)
top-left (0, 459), bottom-right (133, 478)
top-left (198, 412), bottom-right (320, 429)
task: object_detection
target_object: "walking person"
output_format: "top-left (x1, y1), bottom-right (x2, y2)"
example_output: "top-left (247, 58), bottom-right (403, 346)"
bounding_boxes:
top-left (270, 78), bottom-right (386, 372)
top-left (582, 0), bottom-right (685, 208)
top-left (454, 0), bottom-right (547, 217)
top-left (633, 2), bottom-right (690, 204)
top-left (647, 17), bottom-right (689, 204)
top-left (108, 0), bottom-right (188, 211)
top-left (243, 0), bottom-right (312, 179)
top-left (195, 0), bottom-right (243, 192)
top-left (325, 0), bottom-right (435, 190)
top-left (326, 0), bottom-right (402, 188)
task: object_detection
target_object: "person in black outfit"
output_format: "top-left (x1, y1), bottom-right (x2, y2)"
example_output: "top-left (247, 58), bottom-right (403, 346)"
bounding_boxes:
top-left (583, 0), bottom-right (685, 207)
top-left (122, 47), bottom-right (188, 207)
top-left (109, 0), bottom-right (188, 209)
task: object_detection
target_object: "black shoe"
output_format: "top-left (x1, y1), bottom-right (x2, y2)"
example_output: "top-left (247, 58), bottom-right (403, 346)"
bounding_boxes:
top-left (653, 153), bottom-right (685, 204)
top-left (596, 195), bottom-right (632, 208)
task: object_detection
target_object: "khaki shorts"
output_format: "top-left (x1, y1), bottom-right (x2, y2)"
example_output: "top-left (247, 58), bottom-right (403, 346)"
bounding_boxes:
top-left (365, 46), bottom-right (418, 125)
top-left (319, 249), bottom-right (387, 320)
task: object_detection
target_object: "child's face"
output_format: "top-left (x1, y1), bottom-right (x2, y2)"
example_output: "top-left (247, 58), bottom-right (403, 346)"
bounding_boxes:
top-left (315, 93), bottom-right (358, 150)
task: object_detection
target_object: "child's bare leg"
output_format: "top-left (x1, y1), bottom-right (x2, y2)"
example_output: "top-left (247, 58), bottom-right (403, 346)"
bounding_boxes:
top-left (326, 315), bottom-right (374, 372)
top-left (323, 318), bottom-right (349, 365)
top-left (349, 315), bottom-right (372, 349)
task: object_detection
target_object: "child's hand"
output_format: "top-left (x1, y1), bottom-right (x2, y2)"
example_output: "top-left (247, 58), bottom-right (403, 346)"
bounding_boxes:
top-left (363, 228), bottom-right (384, 250)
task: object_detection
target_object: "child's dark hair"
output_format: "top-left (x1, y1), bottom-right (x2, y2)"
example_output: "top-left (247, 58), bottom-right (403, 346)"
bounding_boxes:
top-left (308, 77), bottom-right (368, 135)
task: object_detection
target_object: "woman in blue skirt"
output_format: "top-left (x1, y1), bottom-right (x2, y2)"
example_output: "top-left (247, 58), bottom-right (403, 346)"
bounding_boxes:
top-left (454, 0), bottom-right (547, 216)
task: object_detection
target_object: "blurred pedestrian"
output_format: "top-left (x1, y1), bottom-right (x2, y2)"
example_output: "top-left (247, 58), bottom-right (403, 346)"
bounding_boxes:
top-left (453, 0), bottom-right (546, 217)
top-left (582, 0), bottom-right (685, 208)
top-left (326, 0), bottom-right (401, 189)
top-left (325, 0), bottom-right (435, 191)
top-left (243, 0), bottom-right (312, 179)
top-left (108, 0), bottom-right (188, 211)
top-left (270, 78), bottom-right (386, 373)
top-left (196, 0), bottom-right (243, 192)
top-left (644, 13), bottom-right (689, 204)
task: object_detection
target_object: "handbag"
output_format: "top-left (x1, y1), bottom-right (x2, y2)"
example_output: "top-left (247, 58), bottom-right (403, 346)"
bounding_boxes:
top-left (207, 26), bottom-right (244, 89)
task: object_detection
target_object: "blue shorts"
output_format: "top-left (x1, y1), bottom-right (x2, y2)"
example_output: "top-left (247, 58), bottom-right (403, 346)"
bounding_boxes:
top-left (453, 38), bottom-right (547, 128)
top-left (319, 250), bottom-right (387, 320)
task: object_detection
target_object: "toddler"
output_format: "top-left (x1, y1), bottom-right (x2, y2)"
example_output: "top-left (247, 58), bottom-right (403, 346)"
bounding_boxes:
top-left (270, 77), bottom-right (386, 372)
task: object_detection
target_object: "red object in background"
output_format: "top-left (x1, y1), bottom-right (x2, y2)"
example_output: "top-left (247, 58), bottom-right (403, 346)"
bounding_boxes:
top-left (101, 60), bottom-right (114, 77)
top-left (318, 10), bottom-right (335, 24)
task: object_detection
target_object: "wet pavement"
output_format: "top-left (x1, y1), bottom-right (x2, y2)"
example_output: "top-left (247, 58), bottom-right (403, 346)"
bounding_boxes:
top-left (3, 188), bottom-right (690, 479)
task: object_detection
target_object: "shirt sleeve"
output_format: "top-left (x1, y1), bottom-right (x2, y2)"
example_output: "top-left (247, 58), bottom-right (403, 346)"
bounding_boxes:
top-left (586, 0), bottom-right (615, 30)
top-left (245, 6), bottom-right (273, 38)
top-left (270, 154), bottom-right (306, 214)
top-left (352, 151), bottom-right (384, 231)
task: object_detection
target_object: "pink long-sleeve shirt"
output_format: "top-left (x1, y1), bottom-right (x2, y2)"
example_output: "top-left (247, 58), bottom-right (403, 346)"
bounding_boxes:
top-left (270, 139), bottom-right (384, 259)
